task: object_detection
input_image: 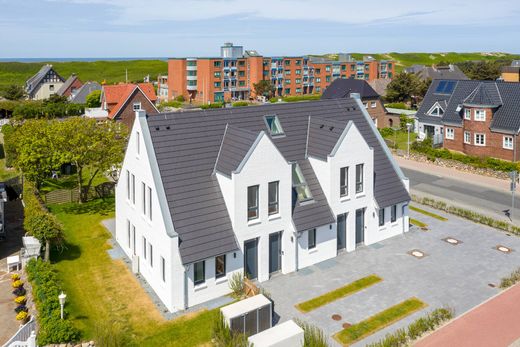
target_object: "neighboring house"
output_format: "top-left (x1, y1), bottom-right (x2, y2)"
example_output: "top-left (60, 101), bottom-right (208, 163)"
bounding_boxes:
top-left (115, 97), bottom-right (410, 312)
top-left (100, 83), bottom-right (158, 128)
top-left (56, 74), bottom-right (83, 98)
top-left (501, 61), bottom-right (520, 82)
top-left (416, 79), bottom-right (520, 161)
top-left (321, 78), bottom-right (398, 128)
top-left (70, 81), bottom-right (102, 104)
top-left (25, 64), bottom-right (65, 100)
top-left (157, 75), bottom-right (168, 102)
top-left (405, 64), bottom-right (468, 81)
top-left (368, 78), bottom-right (391, 97)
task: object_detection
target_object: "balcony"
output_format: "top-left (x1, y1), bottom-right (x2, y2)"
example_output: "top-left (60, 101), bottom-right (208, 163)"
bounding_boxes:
top-left (187, 85), bottom-right (197, 91)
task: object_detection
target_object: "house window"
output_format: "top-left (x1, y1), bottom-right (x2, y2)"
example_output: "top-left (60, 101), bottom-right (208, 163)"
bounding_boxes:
top-left (370, 101), bottom-right (377, 108)
top-left (295, 69), bottom-right (301, 75)
top-left (428, 104), bottom-right (444, 116)
top-left (149, 243), bottom-right (153, 267)
top-left (391, 205), bottom-right (397, 222)
top-left (133, 102), bottom-right (141, 111)
top-left (293, 163), bottom-right (313, 202)
top-left (49, 85), bottom-right (54, 91)
top-left (285, 88), bottom-right (291, 95)
top-left (445, 128), bottom-right (454, 140)
top-left (464, 131), bottom-right (471, 144)
top-left (285, 79), bottom-right (291, 85)
top-left (214, 61), bottom-right (221, 67)
top-left (503, 136), bottom-right (514, 150)
top-left (148, 187), bottom-right (152, 221)
top-left (308, 228), bottom-right (316, 249)
top-left (355, 164), bottom-right (364, 194)
top-left (284, 70), bottom-right (291, 76)
top-left (326, 76), bottom-right (331, 82)
top-left (325, 65), bottom-right (331, 72)
top-left (142, 237), bottom-right (147, 259)
top-left (316, 77), bottom-right (321, 83)
top-left (142, 182), bottom-right (146, 215)
top-left (136, 131), bottom-right (140, 155)
top-left (239, 81), bottom-right (245, 87)
top-left (474, 133), bottom-right (486, 146)
top-left (131, 174), bottom-right (135, 204)
top-left (268, 181), bottom-right (279, 215)
top-left (214, 72), bottom-right (221, 78)
top-left (340, 167), bottom-right (349, 197)
top-left (475, 109), bottom-right (486, 121)
top-left (464, 109), bottom-right (471, 120)
top-left (214, 82), bottom-right (221, 88)
top-left (238, 71), bottom-right (245, 77)
top-left (316, 87), bottom-right (321, 92)
top-left (127, 220), bottom-right (131, 248)
top-left (264, 115), bottom-right (284, 136)
top-left (378, 208), bottom-right (385, 226)
top-left (215, 255), bottom-right (226, 279)
top-left (315, 68), bottom-right (321, 74)
top-left (126, 170), bottom-right (130, 200)
top-left (238, 60), bottom-right (245, 66)
top-left (284, 60), bottom-right (291, 66)
top-left (194, 261), bottom-right (205, 285)
top-left (161, 256), bottom-right (165, 282)
top-left (364, 103), bottom-right (368, 109)
top-left (247, 185), bottom-right (259, 221)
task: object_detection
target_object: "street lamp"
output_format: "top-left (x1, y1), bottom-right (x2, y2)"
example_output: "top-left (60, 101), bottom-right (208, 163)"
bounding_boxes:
top-left (407, 123), bottom-right (413, 158)
top-left (58, 291), bottom-right (67, 320)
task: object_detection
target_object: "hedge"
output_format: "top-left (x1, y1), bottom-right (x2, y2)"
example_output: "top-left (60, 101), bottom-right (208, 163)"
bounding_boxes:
top-left (269, 94), bottom-right (321, 103)
top-left (200, 102), bottom-right (224, 109)
top-left (157, 100), bottom-right (182, 111)
top-left (26, 259), bottom-right (80, 345)
top-left (231, 101), bottom-right (249, 107)
top-left (384, 102), bottom-right (410, 110)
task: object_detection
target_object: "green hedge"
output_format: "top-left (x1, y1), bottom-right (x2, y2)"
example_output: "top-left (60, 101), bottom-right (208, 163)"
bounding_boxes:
top-left (26, 259), bottom-right (80, 345)
top-left (269, 94), bottom-right (321, 103)
top-left (200, 102), bottom-right (224, 109)
top-left (385, 102), bottom-right (409, 110)
top-left (231, 101), bottom-right (249, 107)
top-left (157, 101), bottom-right (182, 111)
top-left (500, 268), bottom-right (520, 289)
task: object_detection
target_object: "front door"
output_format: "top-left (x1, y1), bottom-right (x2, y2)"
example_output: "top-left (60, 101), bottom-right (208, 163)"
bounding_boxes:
top-left (424, 125), bottom-right (435, 138)
top-left (355, 208), bottom-right (365, 245)
top-left (244, 239), bottom-right (258, 280)
top-left (269, 232), bottom-right (282, 274)
top-left (337, 213), bottom-right (347, 250)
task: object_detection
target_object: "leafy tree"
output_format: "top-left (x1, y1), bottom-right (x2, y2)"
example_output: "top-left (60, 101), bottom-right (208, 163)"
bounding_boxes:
top-left (386, 72), bottom-right (422, 103)
top-left (253, 80), bottom-right (275, 98)
top-left (24, 211), bottom-right (63, 261)
top-left (13, 101), bottom-right (44, 119)
top-left (43, 94), bottom-right (68, 105)
top-left (1, 84), bottom-right (26, 100)
top-left (457, 60), bottom-right (505, 80)
top-left (85, 90), bottom-right (102, 108)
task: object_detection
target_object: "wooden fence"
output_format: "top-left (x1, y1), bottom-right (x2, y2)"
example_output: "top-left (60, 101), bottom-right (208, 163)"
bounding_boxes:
top-left (43, 181), bottom-right (115, 204)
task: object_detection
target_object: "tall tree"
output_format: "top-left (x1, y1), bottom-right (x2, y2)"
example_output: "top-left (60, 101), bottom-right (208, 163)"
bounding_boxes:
top-left (85, 90), bottom-right (102, 108)
top-left (457, 61), bottom-right (503, 80)
top-left (253, 80), bottom-right (275, 98)
top-left (24, 211), bottom-right (63, 262)
top-left (1, 85), bottom-right (26, 100)
top-left (386, 72), bottom-right (424, 103)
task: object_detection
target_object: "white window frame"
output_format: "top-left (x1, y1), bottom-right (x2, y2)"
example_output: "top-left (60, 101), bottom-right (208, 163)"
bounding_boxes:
top-left (340, 167), bottom-right (349, 197)
top-left (503, 136), bottom-right (513, 150)
top-left (370, 101), bottom-right (377, 108)
top-left (474, 133), bottom-right (486, 146)
top-left (161, 256), bottom-right (166, 282)
top-left (391, 205), bottom-right (397, 223)
top-left (378, 208), bottom-right (385, 227)
top-left (355, 164), bottom-right (364, 194)
top-left (133, 102), bottom-right (142, 111)
top-left (148, 186), bottom-right (152, 220)
top-left (136, 131), bottom-right (140, 155)
top-left (474, 109), bottom-right (486, 122)
top-left (464, 131), bottom-right (471, 144)
top-left (445, 128), bottom-right (454, 140)
top-left (308, 228), bottom-right (316, 249)
top-left (427, 102), bottom-right (444, 117)
top-left (142, 182), bottom-right (146, 215)
top-left (464, 108), bottom-right (471, 120)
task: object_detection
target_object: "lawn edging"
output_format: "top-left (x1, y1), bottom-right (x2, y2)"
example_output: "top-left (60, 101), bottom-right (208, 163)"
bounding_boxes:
top-left (409, 205), bottom-right (448, 221)
top-left (333, 297), bottom-right (427, 346)
top-left (295, 275), bottom-right (382, 313)
top-left (410, 218), bottom-right (427, 228)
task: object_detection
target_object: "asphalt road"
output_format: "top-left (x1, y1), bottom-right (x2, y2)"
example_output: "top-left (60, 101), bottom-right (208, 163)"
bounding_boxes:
top-left (403, 167), bottom-right (520, 224)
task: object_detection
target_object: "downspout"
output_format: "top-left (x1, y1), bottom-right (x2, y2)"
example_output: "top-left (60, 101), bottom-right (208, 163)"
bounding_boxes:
top-left (402, 202), bottom-right (409, 233)
top-left (294, 231), bottom-right (299, 272)
top-left (183, 264), bottom-right (190, 310)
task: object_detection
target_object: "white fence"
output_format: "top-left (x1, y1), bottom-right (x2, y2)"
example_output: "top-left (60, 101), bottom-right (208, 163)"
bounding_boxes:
top-left (2, 316), bottom-right (36, 347)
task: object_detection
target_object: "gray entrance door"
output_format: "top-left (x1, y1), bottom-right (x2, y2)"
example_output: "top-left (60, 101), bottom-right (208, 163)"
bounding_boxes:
top-left (355, 208), bottom-right (365, 245)
top-left (337, 213), bottom-right (347, 250)
top-left (244, 239), bottom-right (258, 279)
top-left (269, 232), bottom-right (282, 274)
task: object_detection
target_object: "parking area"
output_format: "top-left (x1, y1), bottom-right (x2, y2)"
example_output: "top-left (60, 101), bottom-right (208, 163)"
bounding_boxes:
top-left (261, 204), bottom-right (520, 346)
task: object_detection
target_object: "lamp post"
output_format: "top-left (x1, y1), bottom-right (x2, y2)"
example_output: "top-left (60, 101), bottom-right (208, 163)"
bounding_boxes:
top-left (407, 123), bottom-right (413, 158)
top-left (58, 291), bottom-right (67, 320)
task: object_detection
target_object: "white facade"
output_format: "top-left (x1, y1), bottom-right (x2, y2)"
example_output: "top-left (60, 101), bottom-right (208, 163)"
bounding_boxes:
top-left (115, 103), bottom-right (410, 312)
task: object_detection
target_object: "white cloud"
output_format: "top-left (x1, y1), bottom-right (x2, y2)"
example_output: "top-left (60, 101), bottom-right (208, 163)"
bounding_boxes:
top-left (50, 0), bottom-right (520, 26)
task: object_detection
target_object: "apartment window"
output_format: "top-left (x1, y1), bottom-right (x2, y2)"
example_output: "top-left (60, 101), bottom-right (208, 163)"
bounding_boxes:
top-left (194, 261), bottom-right (205, 285)
top-left (295, 69), bottom-right (301, 75)
top-left (247, 185), bottom-right (259, 221)
top-left (293, 163), bottom-right (313, 202)
top-left (308, 228), bottom-right (316, 249)
top-left (186, 61), bottom-right (197, 67)
top-left (316, 77), bottom-right (321, 83)
top-left (296, 88), bottom-right (302, 93)
top-left (213, 61), bottom-right (221, 67)
top-left (268, 181), bottom-right (279, 215)
top-left (127, 220), bottom-right (131, 248)
top-left (340, 167), bottom-right (349, 197)
top-left (295, 78), bottom-right (301, 83)
top-left (445, 128), bottom-right (454, 140)
top-left (341, 65), bottom-right (346, 71)
top-left (284, 60), bottom-right (291, 66)
top-left (325, 65), bottom-right (331, 72)
top-left (238, 60), bottom-right (245, 66)
top-left (464, 109), bottom-right (471, 120)
top-left (315, 68), bottom-right (321, 74)
top-left (326, 76), bottom-right (331, 82)
top-left (142, 236), bottom-right (147, 259)
top-left (133, 102), bottom-right (141, 111)
top-left (215, 255), bottom-right (226, 279)
top-left (391, 205), bottom-right (397, 223)
top-left (355, 164), bottom-right (364, 194)
top-left (187, 70), bottom-right (197, 76)
top-left (238, 71), bottom-right (245, 77)
top-left (316, 87), bottom-right (321, 92)
top-left (239, 81), bottom-right (245, 87)
top-left (187, 80), bottom-right (196, 86)
top-left (214, 71), bottom-right (221, 78)
top-left (126, 170), bottom-right (130, 200)
top-left (370, 101), bottom-right (377, 108)
top-left (474, 133), bottom-right (486, 146)
top-left (464, 131), bottom-right (471, 144)
top-left (214, 82), bottom-right (221, 88)
top-left (475, 109), bottom-right (486, 121)
top-left (285, 88), bottom-right (291, 95)
top-left (378, 208), bottom-right (385, 226)
top-left (351, 65), bottom-right (356, 71)
top-left (284, 79), bottom-right (291, 85)
top-left (503, 136), bottom-right (514, 150)
top-left (149, 243), bottom-right (153, 267)
top-left (131, 174), bottom-right (135, 204)
top-left (148, 186), bottom-right (152, 221)
top-left (161, 256), bottom-right (166, 282)
top-left (136, 131), bottom-right (140, 155)
top-left (284, 70), bottom-right (291, 76)
top-left (296, 60), bottom-right (301, 65)
top-left (142, 182), bottom-right (146, 215)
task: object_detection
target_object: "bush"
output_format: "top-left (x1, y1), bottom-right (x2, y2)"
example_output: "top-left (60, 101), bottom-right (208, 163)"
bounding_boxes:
top-left (294, 319), bottom-right (330, 347)
top-left (385, 102), bottom-right (409, 110)
top-left (157, 100), bottom-right (182, 111)
top-left (200, 102), bottom-right (224, 109)
top-left (211, 313), bottom-right (249, 347)
top-left (269, 94), bottom-right (321, 103)
top-left (500, 268), bottom-right (520, 289)
top-left (174, 95), bottom-right (185, 102)
top-left (232, 101), bottom-right (249, 107)
top-left (379, 127), bottom-right (394, 138)
top-left (228, 272), bottom-right (245, 299)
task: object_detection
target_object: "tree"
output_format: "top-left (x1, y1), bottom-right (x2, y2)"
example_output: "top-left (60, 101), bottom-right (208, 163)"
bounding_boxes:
top-left (457, 61), bottom-right (503, 80)
top-left (253, 80), bottom-right (275, 98)
top-left (1, 84), bottom-right (26, 100)
top-left (24, 211), bottom-right (63, 261)
top-left (85, 90), bottom-right (101, 108)
top-left (386, 72), bottom-right (422, 103)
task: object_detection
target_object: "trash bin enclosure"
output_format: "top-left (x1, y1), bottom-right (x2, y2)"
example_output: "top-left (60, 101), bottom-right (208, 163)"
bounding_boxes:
top-left (248, 320), bottom-right (304, 347)
top-left (220, 294), bottom-right (272, 336)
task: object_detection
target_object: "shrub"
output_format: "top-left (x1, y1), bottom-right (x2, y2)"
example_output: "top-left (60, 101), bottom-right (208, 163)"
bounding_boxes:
top-left (385, 102), bottom-right (409, 110)
top-left (228, 272), bottom-right (245, 299)
top-left (211, 313), bottom-right (249, 347)
top-left (94, 320), bottom-right (133, 347)
top-left (174, 95), bottom-right (185, 102)
top-left (16, 311), bottom-right (28, 321)
top-left (379, 127), bottom-right (394, 138)
top-left (157, 100), bottom-right (182, 111)
top-left (14, 296), bottom-right (26, 304)
top-left (232, 101), bottom-right (249, 107)
top-left (500, 268), bottom-right (520, 289)
top-left (12, 280), bottom-right (24, 288)
top-left (11, 273), bottom-right (20, 281)
top-left (200, 102), bottom-right (224, 109)
top-left (294, 319), bottom-right (330, 347)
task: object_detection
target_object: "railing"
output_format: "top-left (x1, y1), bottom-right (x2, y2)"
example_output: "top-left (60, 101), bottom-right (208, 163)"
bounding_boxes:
top-left (2, 316), bottom-right (36, 347)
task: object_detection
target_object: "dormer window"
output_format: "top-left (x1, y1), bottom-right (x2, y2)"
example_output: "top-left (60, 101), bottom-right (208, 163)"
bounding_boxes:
top-left (464, 109), bottom-right (471, 120)
top-left (427, 103), bottom-right (444, 117)
top-left (292, 164), bottom-right (312, 202)
top-left (264, 115), bottom-right (284, 136)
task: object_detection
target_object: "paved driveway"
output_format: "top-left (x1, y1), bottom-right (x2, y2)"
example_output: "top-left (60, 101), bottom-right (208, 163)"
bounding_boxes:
top-left (261, 205), bottom-right (520, 346)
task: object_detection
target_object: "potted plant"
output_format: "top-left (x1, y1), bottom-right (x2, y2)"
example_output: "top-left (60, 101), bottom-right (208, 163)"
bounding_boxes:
top-left (12, 287), bottom-right (26, 296)
top-left (11, 280), bottom-right (24, 289)
top-left (14, 304), bottom-right (28, 314)
top-left (16, 311), bottom-right (29, 324)
top-left (11, 273), bottom-right (20, 281)
top-left (14, 296), bottom-right (26, 305)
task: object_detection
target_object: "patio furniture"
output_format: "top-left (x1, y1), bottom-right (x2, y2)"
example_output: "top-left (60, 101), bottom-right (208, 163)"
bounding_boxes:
top-left (7, 255), bottom-right (21, 272)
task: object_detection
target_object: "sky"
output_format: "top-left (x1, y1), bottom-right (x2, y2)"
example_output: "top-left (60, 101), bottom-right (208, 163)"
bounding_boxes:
top-left (1, 0), bottom-right (520, 58)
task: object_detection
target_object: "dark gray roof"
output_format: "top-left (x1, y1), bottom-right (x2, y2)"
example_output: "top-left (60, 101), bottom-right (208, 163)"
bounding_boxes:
top-left (57, 74), bottom-right (80, 96)
top-left (322, 78), bottom-right (380, 99)
top-left (417, 79), bottom-right (520, 132)
top-left (71, 82), bottom-right (102, 104)
top-left (407, 65), bottom-right (468, 81)
top-left (25, 65), bottom-right (64, 96)
top-left (306, 117), bottom-right (346, 160)
top-left (147, 98), bottom-right (410, 264)
top-left (214, 125), bottom-right (259, 176)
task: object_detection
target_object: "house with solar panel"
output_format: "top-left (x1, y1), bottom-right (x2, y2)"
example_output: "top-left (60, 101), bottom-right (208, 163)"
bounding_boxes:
top-left (416, 79), bottom-right (520, 161)
top-left (114, 96), bottom-right (411, 312)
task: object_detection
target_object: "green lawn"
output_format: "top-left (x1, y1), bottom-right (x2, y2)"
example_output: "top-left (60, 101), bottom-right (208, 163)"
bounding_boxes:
top-left (410, 205), bottom-right (448, 221)
top-left (48, 198), bottom-right (218, 346)
top-left (296, 275), bottom-right (382, 313)
top-left (334, 297), bottom-right (427, 346)
top-left (382, 130), bottom-right (417, 151)
top-left (410, 218), bottom-right (427, 228)
top-left (40, 168), bottom-right (109, 194)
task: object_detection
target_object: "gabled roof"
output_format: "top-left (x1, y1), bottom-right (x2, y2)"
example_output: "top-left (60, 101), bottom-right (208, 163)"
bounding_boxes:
top-left (25, 64), bottom-right (65, 95)
top-left (214, 125), bottom-right (261, 176)
top-left (147, 98), bottom-right (410, 264)
top-left (463, 83), bottom-right (502, 107)
top-left (408, 65), bottom-right (469, 81)
top-left (57, 74), bottom-right (81, 96)
top-left (321, 78), bottom-right (380, 99)
top-left (70, 81), bottom-right (102, 104)
top-left (102, 83), bottom-right (158, 119)
top-left (306, 117), bottom-right (347, 160)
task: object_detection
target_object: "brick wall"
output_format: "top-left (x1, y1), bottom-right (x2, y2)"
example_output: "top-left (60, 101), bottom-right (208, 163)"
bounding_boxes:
top-left (115, 89), bottom-right (158, 129)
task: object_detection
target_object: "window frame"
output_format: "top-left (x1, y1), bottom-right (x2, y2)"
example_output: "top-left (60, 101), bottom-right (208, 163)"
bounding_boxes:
top-left (148, 186), bottom-right (152, 221)
top-left (133, 102), bottom-right (142, 111)
top-left (142, 236), bottom-right (147, 259)
top-left (355, 164), bottom-right (364, 194)
top-left (149, 243), bottom-right (153, 267)
top-left (247, 185), bottom-right (259, 221)
top-left (308, 228), bottom-right (316, 249)
top-left (268, 181), bottom-right (279, 216)
top-left (215, 255), bottom-right (226, 279)
top-left (464, 131), bottom-right (471, 144)
top-left (131, 174), bottom-right (135, 204)
top-left (503, 136), bottom-right (514, 150)
top-left (474, 133), bottom-right (486, 146)
top-left (391, 205), bottom-right (397, 223)
top-left (378, 208), bottom-right (385, 226)
top-left (194, 261), bottom-right (205, 285)
top-left (142, 182), bottom-right (146, 215)
top-left (126, 170), bottom-right (131, 200)
top-left (474, 109), bottom-right (486, 122)
top-left (370, 101), bottom-right (377, 108)
top-left (464, 108), bottom-right (471, 120)
top-left (292, 163), bottom-right (313, 202)
top-left (136, 131), bottom-right (140, 155)
top-left (445, 128), bottom-right (454, 140)
top-left (340, 167), bottom-right (349, 197)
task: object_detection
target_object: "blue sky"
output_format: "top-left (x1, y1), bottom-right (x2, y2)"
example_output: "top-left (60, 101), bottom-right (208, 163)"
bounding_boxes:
top-left (1, 0), bottom-right (520, 58)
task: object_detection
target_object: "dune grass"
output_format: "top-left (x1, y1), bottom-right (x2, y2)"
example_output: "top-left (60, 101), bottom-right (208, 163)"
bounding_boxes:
top-left (410, 218), bottom-right (427, 228)
top-left (410, 205), bottom-right (448, 221)
top-left (334, 297), bottom-right (427, 346)
top-left (296, 275), bottom-right (382, 313)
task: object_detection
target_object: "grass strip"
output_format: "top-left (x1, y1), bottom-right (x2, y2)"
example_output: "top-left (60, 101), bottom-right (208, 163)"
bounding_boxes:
top-left (410, 205), bottom-right (448, 221)
top-left (410, 218), bottom-right (427, 228)
top-left (334, 297), bottom-right (427, 346)
top-left (296, 275), bottom-right (382, 313)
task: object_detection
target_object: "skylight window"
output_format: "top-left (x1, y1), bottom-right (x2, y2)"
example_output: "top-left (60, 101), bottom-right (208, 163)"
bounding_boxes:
top-left (428, 103), bottom-right (444, 117)
top-left (434, 80), bottom-right (456, 94)
top-left (292, 164), bottom-right (313, 202)
top-left (264, 115), bottom-right (285, 136)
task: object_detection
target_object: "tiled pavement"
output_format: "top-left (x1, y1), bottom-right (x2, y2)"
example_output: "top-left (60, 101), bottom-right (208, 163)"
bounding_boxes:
top-left (261, 205), bottom-right (520, 346)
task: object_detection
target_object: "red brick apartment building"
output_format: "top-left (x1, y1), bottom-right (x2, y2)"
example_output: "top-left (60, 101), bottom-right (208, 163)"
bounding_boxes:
top-left (166, 43), bottom-right (395, 103)
top-left (417, 79), bottom-right (520, 162)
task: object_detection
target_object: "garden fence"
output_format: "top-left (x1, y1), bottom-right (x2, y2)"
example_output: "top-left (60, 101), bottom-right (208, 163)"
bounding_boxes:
top-left (2, 316), bottom-right (36, 347)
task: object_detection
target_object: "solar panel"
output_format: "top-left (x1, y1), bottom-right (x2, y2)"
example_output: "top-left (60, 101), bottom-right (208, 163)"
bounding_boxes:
top-left (443, 81), bottom-right (456, 94)
top-left (435, 81), bottom-right (447, 93)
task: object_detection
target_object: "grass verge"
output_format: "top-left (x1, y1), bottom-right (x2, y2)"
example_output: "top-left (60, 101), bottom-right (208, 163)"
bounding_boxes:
top-left (410, 218), bottom-right (427, 228)
top-left (410, 205), bottom-right (448, 221)
top-left (296, 275), bottom-right (382, 313)
top-left (500, 268), bottom-right (520, 289)
top-left (333, 297), bottom-right (427, 346)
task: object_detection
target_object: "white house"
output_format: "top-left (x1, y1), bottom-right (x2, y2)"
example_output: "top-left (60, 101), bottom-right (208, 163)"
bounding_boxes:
top-left (25, 65), bottom-right (65, 100)
top-left (115, 97), bottom-right (410, 312)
